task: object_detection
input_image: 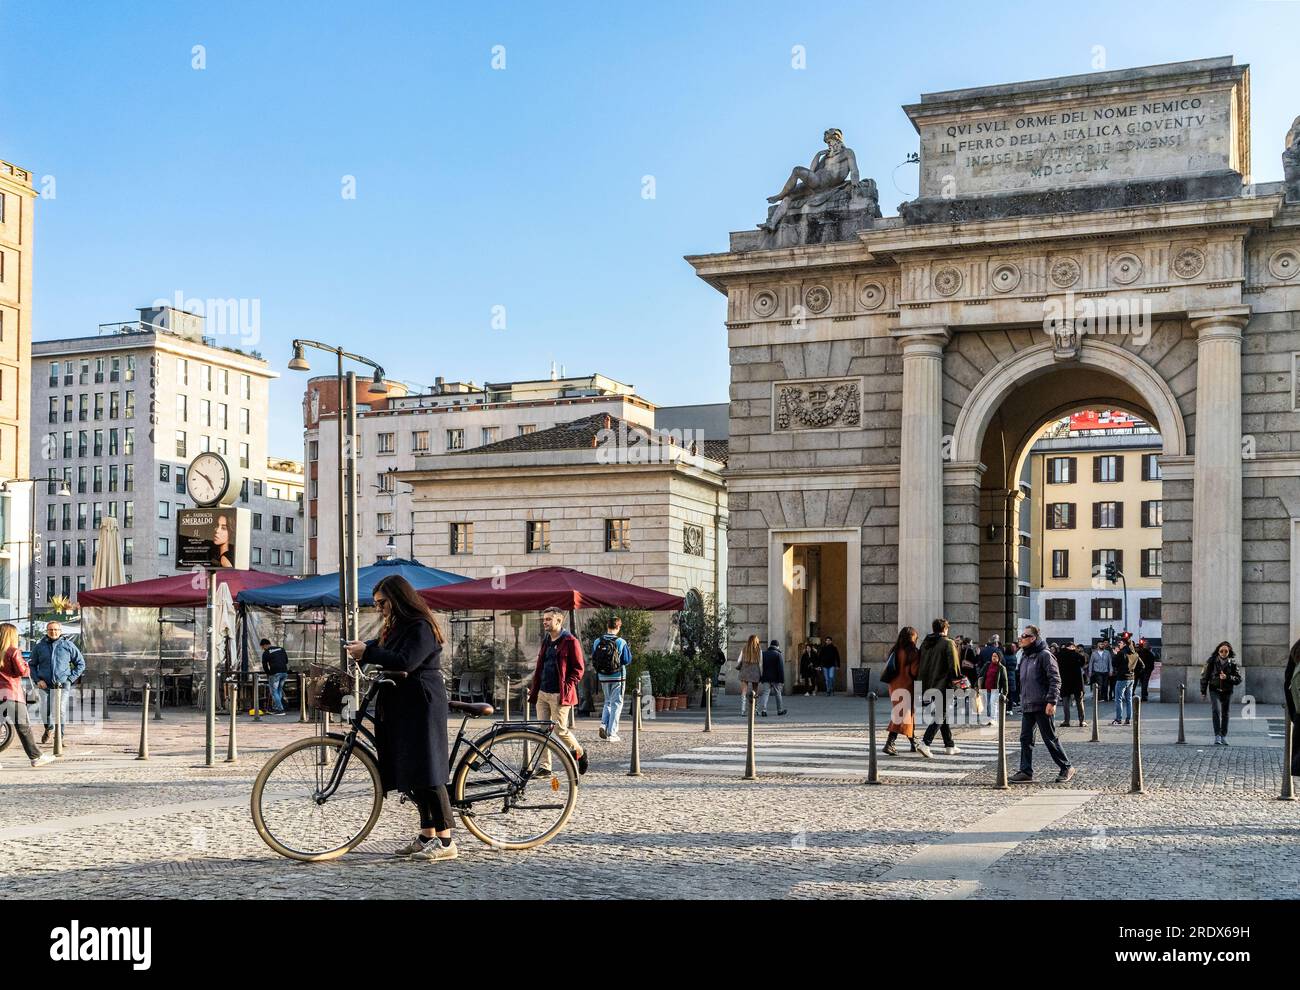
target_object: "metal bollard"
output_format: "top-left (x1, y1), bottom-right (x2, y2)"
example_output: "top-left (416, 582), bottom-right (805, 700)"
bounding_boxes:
top-left (865, 692), bottom-right (880, 785)
top-left (1177, 683), bottom-right (1186, 744)
top-left (100, 672), bottom-right (112, 720)
top-left (253, 674), bottom-right (263, 722)
top-left (703, 679), bottom-right (713, 733)
top-left (153, 673), bottom-right (164, 720)
top-left (136, 684), bottom-right (150, 760)
top-left (225, 681), bottom-right (239, 764)
top-left (298, 673), bottom-right (309, 723)
top-left (1129, 696), bottom-right (1144, 794)
top-left (1090, 689), bottom-right (1100, 743)
top-left (53, 686), bottom-right (65, 757)
top-left (626, 685), bottom-right (643, 777)
top-left (742, 695), bottom-right (757, 781)
top-left (504, 676), bottom-right (511, 722)
top-left (994, 693), bottom-right (1009, 789)
top-left (1280, 714), bottom-right (1296, 802)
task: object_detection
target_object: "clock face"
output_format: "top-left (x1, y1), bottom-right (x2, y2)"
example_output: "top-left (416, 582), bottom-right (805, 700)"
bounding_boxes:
top-left (187, 453), bottom-right (230, 507)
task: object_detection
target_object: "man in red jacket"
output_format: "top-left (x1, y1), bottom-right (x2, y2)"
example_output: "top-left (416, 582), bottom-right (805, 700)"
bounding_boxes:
top-left (528, 607), bottom-right (589, 775)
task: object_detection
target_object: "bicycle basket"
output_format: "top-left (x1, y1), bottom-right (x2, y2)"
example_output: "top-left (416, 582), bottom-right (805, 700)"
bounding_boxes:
top-left (306, 664), bottom-right (355, 714)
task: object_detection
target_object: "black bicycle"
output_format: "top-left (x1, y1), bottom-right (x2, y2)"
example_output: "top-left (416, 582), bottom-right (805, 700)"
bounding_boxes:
top-left (251, 666), bottom-right (579, 861)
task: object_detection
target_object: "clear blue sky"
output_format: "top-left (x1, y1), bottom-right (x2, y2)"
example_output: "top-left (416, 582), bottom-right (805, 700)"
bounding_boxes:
top-left (3, 0), bottom-right (1297, 456)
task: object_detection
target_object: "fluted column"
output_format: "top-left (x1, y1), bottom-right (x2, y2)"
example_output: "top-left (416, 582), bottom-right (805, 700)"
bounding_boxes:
top-left (896, 328), bottom-right (950, 631)
top-left (1189, 307), bottom-right (1248, 666)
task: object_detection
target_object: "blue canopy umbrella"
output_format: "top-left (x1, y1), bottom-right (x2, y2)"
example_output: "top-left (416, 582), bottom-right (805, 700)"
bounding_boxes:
top-left (235, 558), bottom-right (468, 607)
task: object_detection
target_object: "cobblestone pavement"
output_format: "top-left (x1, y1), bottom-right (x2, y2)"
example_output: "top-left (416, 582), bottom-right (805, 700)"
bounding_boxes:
top-left (1, 695), bottom-right (1296, 899)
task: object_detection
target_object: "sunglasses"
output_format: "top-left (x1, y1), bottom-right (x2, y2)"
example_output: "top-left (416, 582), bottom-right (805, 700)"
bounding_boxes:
top-left (375, 598), bottom-right (390, 609)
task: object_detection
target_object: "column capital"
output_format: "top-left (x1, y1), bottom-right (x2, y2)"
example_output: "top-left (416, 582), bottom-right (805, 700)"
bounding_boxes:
top-left (891, 325), bottom-right (951, 353)
top-left (1189, 306), bottom-right (1250, 338)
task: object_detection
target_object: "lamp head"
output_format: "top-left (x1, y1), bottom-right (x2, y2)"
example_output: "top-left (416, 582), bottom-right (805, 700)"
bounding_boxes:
top-left (287, 342), bottom-right (311, 372)
top-left (370, 368), bottom-right (388, 394)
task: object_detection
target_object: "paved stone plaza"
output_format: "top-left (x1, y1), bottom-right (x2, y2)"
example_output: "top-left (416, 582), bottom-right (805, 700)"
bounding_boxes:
top-left (2, 695), bottom-right (1296, 899)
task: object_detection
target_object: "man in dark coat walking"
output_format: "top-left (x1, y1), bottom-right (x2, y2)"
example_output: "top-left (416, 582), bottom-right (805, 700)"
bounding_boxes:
top-left (1056, 642), bottom-right (1088, 727)
top-left (918, 618), bottom-right (961, 755)
top-left (528, 607), bottom-right (588, 775)
top-left (818, 635), bottom-right (841, 694)
top-left (1010, 626), bottom-right (1074, 783)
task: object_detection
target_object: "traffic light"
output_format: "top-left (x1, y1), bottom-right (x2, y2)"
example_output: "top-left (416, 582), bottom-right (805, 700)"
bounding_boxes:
top-left (1104, 560), bottom-right (1118, 583)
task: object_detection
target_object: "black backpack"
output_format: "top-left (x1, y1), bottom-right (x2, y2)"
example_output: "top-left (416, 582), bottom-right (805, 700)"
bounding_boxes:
top-left (591, 636), bottom-right (622, 676)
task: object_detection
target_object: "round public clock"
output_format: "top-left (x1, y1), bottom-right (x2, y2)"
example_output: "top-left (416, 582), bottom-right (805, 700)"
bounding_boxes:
top-left (186, 452), bottom-right (235, 507)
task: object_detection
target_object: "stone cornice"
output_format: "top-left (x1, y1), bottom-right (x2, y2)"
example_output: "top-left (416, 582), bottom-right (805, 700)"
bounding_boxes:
top-left (725, 466), bottom-right (900, 492)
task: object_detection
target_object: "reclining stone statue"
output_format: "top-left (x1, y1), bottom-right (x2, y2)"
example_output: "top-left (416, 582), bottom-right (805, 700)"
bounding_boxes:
top-left (761, 128), bottom-right (877, 232)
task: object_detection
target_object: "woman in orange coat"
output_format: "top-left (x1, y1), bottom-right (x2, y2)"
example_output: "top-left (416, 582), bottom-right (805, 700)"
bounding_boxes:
top-left (883, 626), bottom-right (932, 757)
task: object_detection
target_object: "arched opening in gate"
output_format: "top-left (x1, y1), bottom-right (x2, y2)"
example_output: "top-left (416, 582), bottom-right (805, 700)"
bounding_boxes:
top-left (948, 339), bottom-right (1186, 658)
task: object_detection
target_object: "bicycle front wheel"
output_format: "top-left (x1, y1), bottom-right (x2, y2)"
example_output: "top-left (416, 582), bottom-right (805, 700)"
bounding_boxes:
top-left (451, 729), bottom-right (578, 850)
top-left (251, 736), bottom-right (384, 862)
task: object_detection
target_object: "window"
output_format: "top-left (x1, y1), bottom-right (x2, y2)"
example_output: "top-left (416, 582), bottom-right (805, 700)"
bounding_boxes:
top-left (200, 435), bottom-right (211, 453)
top-left (93, 503), bottom-right (102, 527)
top-left (61, 503), bottom-right (71, 530)
top-left (240, 479), bottom-right (249, 502)
top-left (125, 390), bottom-right (135, 417)
top-left (253, 512), bottom-right (263, 531)
top-left (1141, 548), bottom-right (1163, 578)
top-left (109, 429), bottom-right (119, 456)
top-left (252, 547), bottom-right (262, 565)
top-left (48, 396), bottom-right (58, 424)
top-left (47, 577), bottom-right (56, 601)
top-left (176, 394), bottom-right (187, 422)
top-left (77, 540), bottom-right (87, 567)
top-left (1093, 455), bottom-right (1123, 483)
top-left (450, 522), bottom-right (473, 555)
top-left (124, 464), bottom-right (133, 491)
top-left (201, 364), bottom-right (212, 391)
top-left (63, 432), bottom-right (73, 460)
top-left (377, 472), bottom-right (394, 494)
top-left (377, 432), bottom-right (396, 454)
top-left (1091, 548), bottom-right (1124, 577)
top-left (93, 466), bottom-right (103, 493)
top-left (219, 368), bottom-right (229, 394)
top-left (411, 431), bottom-right (430, 453)
top-left (175, 475), bottom-right (186, 495)
top-left (93, 393), bottom-right (104, 420)
top-left (605, 518), bottom-right (631, 552)
top-left (1051, 549), bottom-right (1069, 579)
top-left (159, 501), bottom-right (170, 519)
top-left (160, 464), bottom-right (171, 482)
top-left (1140, 598), bottom-right (1162, 621)
top-left (78, 394), bottom-right (88, 421)
top-left (240, 374), bottom-right (251, 400)
top-left (1093, 501), bottom-right (1123, 528)
top-left (63, 395), bottom-right (73, 422)
top-left (285, 517), bottom-right (294, 534)
top-left (1141, 500), bottom-right (1162, 528)
top-left (94, 358), bottom-right (105, 383)
top-left (517, 424), bottom-right (536, 436)
top-left (216, 403), bottom-right (227, 430)
top-left (109, 391), bottom-right (119, 418)
top-left (76, 465), bottom-right (86, 493)
top-left (1047, 457), bottom-right (1076, 484)
top-left (46, 541), bottom-right (56, 566)
top-left (46, 503), bottom-right (56, 530)
top-left (110, 357), bottom-right (120, 383)
top-left (377, 512), bottom-right (393, 533)
top-left (109, 465), bottom-right (118, 492)
top-left (1046, 503), bottom-right (1076, 530)
top-left (176, 431), bottom-right (187, 458)
top-left (253, 480), bottom-right (263, 497)
top-left (446, 429), bottom-right (465, 451)
top-left (49, 362), bottom-right (59, 387)
top-left (239, 408), bottom-right (250, 434)
top-left (80, 431), bottom-right (90, 457)
top-left (177, 359), bottom-right (188, 386)
top-left (526, 520), bottom-right (550, 553)
top-left (1141, 453), bottom-right (1162, 481)
top-left (482, 427), bottom-right (500, 445)
top-left (239, 443), bottom-right (250, 469)
top-left (309, 440), bottom-right (319, 461)
top-left (79, 360), bottom-right (89, 385)
top-left (1091, 598), bottom-right (1122, 621)
top-left (272, 516), bottom-right (281, 532)
top-left (1045, 599), bottom-right (1076, 621)
top-left (124, 502), bottom-right (134, 528)
top-left (285, 550), bottom-right (294, 567)
top-left (125, 356), bottom-right (135, 382)
top-left (271, 549), bottom-right (282, 566)
top-left (217, 437), bottom-right (228, 455)
top-left (61, 541), bottom-right (71, 566)
top-left (200, 398), bottom-right (211, 426)
top-left (77, 503), bottom-right (87, 529)
top-left (159, 537), bottom-right (170, 557)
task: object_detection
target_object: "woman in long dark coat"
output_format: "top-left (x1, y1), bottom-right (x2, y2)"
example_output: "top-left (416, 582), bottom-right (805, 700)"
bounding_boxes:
top-left (345, 574), bottom-right (456, 863)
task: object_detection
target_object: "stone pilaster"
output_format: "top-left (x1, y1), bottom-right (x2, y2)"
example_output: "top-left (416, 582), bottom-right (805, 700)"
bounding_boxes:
top-left (1189, 307), bottom-right (1249, 667)
top-left (895, 327), bottom-right (950, 630)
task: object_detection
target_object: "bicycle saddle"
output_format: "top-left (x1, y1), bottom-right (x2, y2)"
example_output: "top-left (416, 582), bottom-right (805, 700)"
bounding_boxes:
top-left (449, 700), bottom-right (495, 717)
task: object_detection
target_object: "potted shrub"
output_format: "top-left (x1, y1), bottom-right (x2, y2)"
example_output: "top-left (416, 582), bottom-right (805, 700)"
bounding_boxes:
top-left (644, 651), bottom-right (680, 711)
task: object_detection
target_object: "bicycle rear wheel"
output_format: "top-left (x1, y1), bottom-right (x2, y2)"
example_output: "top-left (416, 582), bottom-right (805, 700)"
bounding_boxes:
top-left (0, 718), bottom-right (12, 753)
top-left (251, 736), bottom-right (384, 862)
top-left (451, 729), bottom-right (578, 850)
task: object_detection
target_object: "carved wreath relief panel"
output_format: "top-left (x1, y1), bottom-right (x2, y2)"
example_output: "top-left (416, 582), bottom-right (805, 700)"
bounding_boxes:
top-left (683, 524), bottom-right (705, 557)
top-left (773, 377), bottom-right (864, 431)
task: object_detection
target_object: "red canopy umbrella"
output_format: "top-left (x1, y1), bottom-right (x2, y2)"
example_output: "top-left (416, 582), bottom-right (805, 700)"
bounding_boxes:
top-left (417, 566), bottom-right (684, 612)
top-left (76, 568), bottom-right (293, 608)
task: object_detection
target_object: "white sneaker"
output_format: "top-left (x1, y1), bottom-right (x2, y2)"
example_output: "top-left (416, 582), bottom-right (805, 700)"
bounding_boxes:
top-left (945, 746), bottom-right (961, 755)
top-left (393, 835), bottom-right (427, 857)
top-left (411, 839), bottom-right (459, 863)
top-left (30, 754), bottom-right (55, 768)
top-left (915, 742), bottom-right (934, 759)
top-left (607, 733), bottom-right (623, 743)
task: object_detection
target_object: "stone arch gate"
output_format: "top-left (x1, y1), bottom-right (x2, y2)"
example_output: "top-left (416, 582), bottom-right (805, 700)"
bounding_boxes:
top-left (687, 59), bottom-right (1300, 703)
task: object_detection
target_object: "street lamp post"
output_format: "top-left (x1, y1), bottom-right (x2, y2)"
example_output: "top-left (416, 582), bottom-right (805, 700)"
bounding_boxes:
top-left (288, 341), bottom-right (387, 666)
top-left (384, 531), bottom-right (416, 560)
top-left (1, 478), bottom-right (72, 643)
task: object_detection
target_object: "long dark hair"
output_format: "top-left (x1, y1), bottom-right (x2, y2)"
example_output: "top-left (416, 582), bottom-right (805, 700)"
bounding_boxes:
top-left (891, 626), bottom-right (919, 661)
top-left (374, 574), bottom-right (445, 646)
top-left (1210, 641), bottom-right (1235, 662)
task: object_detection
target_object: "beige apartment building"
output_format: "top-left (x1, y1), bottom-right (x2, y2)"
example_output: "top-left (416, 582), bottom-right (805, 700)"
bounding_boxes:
top-left (0, 159), bottom-right (35, 623)
top-left (1029, 420), bottom-right (1164, 646)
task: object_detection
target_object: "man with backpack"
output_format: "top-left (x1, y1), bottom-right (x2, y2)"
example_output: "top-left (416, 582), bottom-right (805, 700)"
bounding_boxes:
top-left (259, 637), bottom-right (291, 715)
top-left (590, 616), bottom-right (632, 742)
